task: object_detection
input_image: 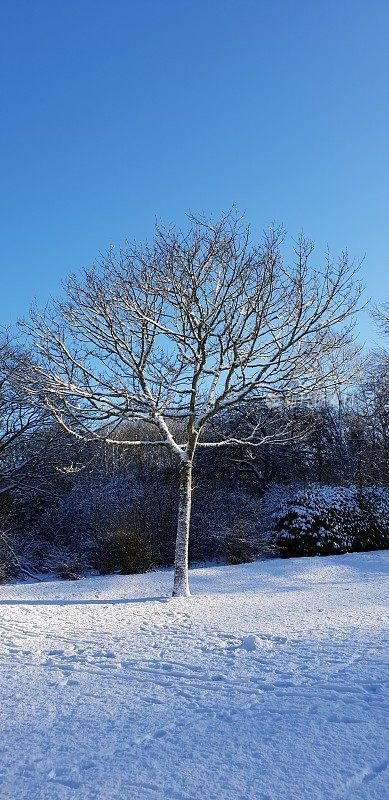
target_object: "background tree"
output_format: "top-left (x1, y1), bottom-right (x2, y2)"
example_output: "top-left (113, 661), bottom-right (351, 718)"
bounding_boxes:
top-left (373, 300), bottom-right (389, 340)
top-left (354, 364), bottom-right (389, 485)
top-left (0, 335), bottom-right (48, 497)
top-left (24, 212), bottom-right (362, 596)
top-left (351, 301), bottom-right (389, 486)
top-left (0, 336), bottom-right (39, 462)
top-left (0, 335), bottom-right (69, 502)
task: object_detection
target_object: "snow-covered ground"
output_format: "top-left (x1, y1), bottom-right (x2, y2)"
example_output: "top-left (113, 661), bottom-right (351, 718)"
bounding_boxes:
top-left (0, 552), bottom-right (388, 800)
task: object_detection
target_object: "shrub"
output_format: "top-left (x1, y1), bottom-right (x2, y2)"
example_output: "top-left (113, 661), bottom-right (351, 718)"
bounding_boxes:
top-left (0, 531), bottom-right (20, 582)
top-left (40, 546), bottom-right (82, 580)
top-left (0, 557), bottom-right (17, 584)
top-left (57, 560), bottom-right (81, 581)
top-left (94, 515), bottom-right (156, 575)
top-left (355, 487), bottom-right (389, 551)
top-left (273, 485), bottom-right (389, 557)
top-left (225, 521), bottom-right (254, 565)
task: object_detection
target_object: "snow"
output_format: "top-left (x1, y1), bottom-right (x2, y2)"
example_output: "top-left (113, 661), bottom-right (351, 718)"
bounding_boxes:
top-left (0, 552), bottom-right (388, 800)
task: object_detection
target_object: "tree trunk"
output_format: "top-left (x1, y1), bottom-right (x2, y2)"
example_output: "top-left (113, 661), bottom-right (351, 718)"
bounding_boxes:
top-left (172, 459), bottom-right (192, 597)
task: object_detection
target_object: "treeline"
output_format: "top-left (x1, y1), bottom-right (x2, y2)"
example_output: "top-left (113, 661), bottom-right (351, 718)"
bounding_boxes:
top-left (0, 338), bottom-right (388, 581)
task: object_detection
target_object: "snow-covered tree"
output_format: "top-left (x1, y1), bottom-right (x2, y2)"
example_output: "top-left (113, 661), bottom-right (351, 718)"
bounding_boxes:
top-left (23, 211), bottom-right (362, 595)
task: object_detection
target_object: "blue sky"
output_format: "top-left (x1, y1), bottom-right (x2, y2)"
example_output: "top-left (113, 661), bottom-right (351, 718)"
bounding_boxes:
top-left (1, 0), bottom-right (388, 346)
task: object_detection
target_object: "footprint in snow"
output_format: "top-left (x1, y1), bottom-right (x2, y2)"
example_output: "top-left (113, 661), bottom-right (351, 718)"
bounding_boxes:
top-left (240, 635), bottom-right (261, 652)
top-left (47, 768), bottom-right (80, 789)
top-left (240, 633), bottom-right (288, 651)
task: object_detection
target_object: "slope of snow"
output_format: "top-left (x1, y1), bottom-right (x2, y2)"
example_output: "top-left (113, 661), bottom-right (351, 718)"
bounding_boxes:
top-left (0, 552), bottom-right (388, 800)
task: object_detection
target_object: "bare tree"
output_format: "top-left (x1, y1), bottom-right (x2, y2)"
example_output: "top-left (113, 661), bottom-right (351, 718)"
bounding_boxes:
top-left (0, 334), bottom-right (62, 500)
top-left (0, 336), bottom-right (39, 458)
top-left (23, 212), bottom-right (362, 596)
top-left (372, 299), bottom-right (389, 340)
top-left (0, 336), bottom-right (45, 491)
top-left (356, 361), bottom-right (389, 485)
top-left (352, 303), bottom-right (389, 486)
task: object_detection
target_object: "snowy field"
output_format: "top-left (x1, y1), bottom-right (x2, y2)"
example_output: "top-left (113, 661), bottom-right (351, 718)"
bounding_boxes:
top-left (0, 552), bottom-right (388, 800)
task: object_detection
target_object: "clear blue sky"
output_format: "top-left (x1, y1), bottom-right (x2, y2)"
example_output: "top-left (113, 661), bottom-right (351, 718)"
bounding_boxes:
top-left (1, 0), bottom-right (388, 346)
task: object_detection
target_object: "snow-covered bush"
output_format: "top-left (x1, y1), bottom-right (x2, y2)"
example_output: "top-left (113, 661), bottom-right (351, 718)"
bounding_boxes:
top-left (355, 487), bottom-right (389, 551)
top-left (273, 485), bottom-right (389, 557)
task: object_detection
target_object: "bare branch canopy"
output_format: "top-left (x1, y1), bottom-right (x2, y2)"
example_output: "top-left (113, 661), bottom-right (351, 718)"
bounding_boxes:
top-left (22, 210), bottom-right (363, 595)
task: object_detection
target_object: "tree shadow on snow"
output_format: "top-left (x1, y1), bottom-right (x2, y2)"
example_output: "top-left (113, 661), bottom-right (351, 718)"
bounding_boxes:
top-left (0, 595), bottom-right (169, 607)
